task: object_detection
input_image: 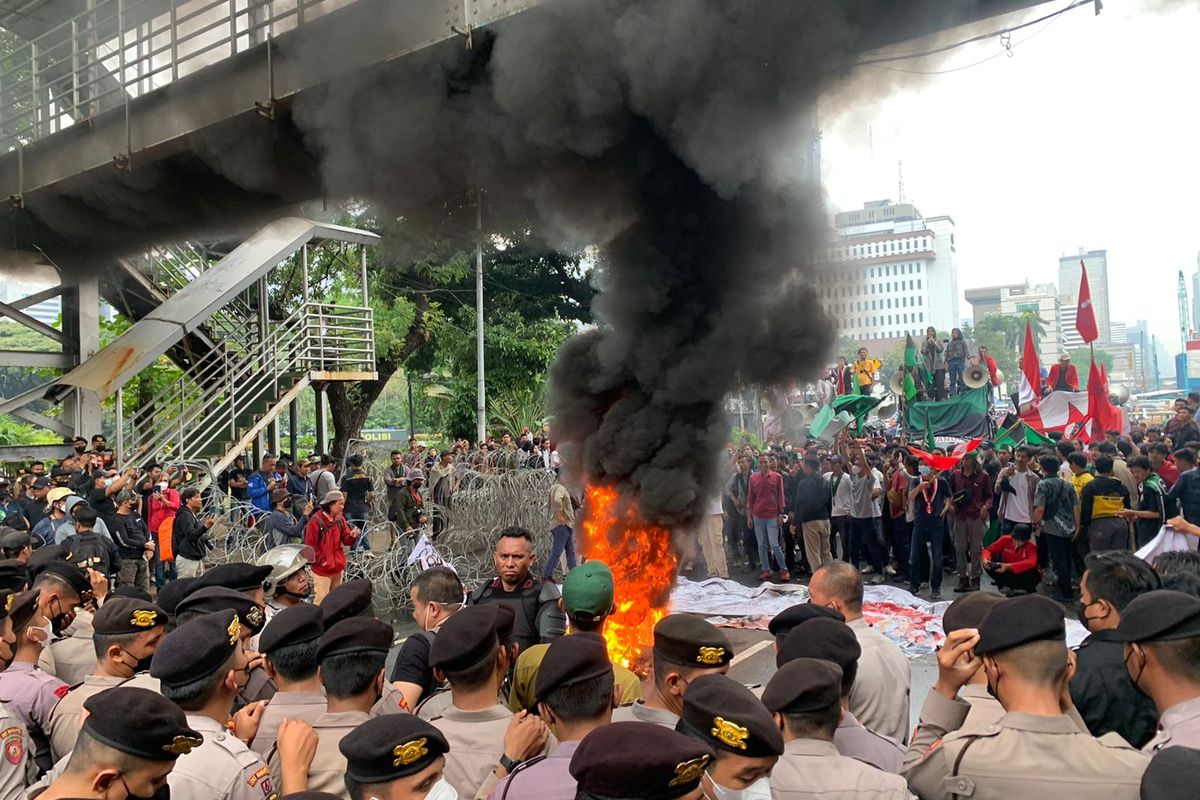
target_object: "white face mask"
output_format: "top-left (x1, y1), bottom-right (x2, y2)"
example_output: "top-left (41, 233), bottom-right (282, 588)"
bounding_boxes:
top-left (31, 622), bottom-right (54, 645)
top-left (705, 774), bottom-right (771, 800)
top-left (423, 779), bottom-right (458, 800)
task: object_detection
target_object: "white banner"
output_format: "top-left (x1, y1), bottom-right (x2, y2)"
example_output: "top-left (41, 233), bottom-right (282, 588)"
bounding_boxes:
top-left (407, 534), bottom-right (452, 572)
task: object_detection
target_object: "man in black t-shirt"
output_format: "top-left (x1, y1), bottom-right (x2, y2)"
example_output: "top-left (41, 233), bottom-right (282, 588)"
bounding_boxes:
top-left (87, 467), bottom-right (135, 532)
top-left (219, 455), bottom-right (251, 503)
top-left (390, 566), bottom-right (464, 712)
top-left (908, 466), bottom-right (951, 600)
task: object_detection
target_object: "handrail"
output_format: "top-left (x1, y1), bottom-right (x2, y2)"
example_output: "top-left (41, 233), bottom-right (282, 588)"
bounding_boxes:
top-left (1, 0), bottom-right (347, 151)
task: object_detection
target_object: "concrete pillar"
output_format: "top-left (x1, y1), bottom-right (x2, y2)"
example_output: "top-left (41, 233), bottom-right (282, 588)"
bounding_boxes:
top-left (288, 399), bottom-right (299, 459)
top-left (62, 275), bottom-right (102, 438)
top-left (314, 385), bottom-right (328, 455)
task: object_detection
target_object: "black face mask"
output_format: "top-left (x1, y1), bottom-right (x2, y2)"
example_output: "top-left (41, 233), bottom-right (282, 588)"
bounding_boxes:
top-left (121, 648), bottom-right (154, 674)
top-left (1124, 648), bottom-right (1149, 697)
top-left (49, 598), bottom-right (70, 636)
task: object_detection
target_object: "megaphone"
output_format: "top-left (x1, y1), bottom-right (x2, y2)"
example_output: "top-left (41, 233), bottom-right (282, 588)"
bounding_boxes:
top-left (874, 400), bottom-right (897, 420)
top-left (798, 403), bottom-right (819, 422)
top-left (888, 371), bottom-right (907, 395)
top-left (1109, 384), bottom-right (1130, 406)
top-left (964, 364), bottom-right (989, 389)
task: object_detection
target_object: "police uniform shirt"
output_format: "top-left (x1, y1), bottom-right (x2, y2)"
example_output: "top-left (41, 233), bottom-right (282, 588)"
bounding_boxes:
top-left (902, 688), bottom-right (1148, 800)
top-left (430, 704), bottom-right (549, 799)
top-left (835, 708), bottom-right (905, 774)
top-left (846, 618), bottom-right (911, 745)
top-left (267, 709), bottom-right (366, 799)
top-left (370, 679), bottom-right (406, 717)
top-left (490, 739), bottom-right (580, 800)
top-left (169, 715), bottom-right (277, 800)
top-left (610, 700), bottom-right (680, 729)
top-left (38, 609), bottom-right (95, 687)
top-left (771, 738), bottom-right (914, 800)
top-left (0, 700), bottom-right (28, 800)
top-left (0, 661), bottom-right (68, 750)
top-left (46, 674), bottom-right (125, 761)
top-left (1144, 696), bottom-right (1200, 753)
top-left (248, 691), bottom-right (327, 756)
top-left (414, 689), bottom-right (453, 722)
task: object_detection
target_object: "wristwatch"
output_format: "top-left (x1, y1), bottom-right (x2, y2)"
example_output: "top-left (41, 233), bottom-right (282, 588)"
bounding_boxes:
top-left (499, 754), bottom-right (521, 773)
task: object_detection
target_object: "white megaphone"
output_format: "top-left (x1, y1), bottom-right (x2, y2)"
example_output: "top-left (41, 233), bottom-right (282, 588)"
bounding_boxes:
top-left (874, 400), bottom-right (897, 420)
top-left (963, 364), bottom-right (989, 389)
top-left (888, 371), bottom-right (907, 396)
top-left (798, 403), bottom-right (819, 422)
top-left (1109, 384), bottom-right (1130, 406)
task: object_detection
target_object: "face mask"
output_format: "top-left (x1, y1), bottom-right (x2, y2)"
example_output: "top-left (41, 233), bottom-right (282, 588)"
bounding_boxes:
top-left (1124, 648), bottom-right (1148, 696)
top-left (49, 598), bottom-right (71, 636)
top-left (918, 465), bottom-right (931, 476)
top-left (423, 778), bottom-right (458, 800)
top-left (120, 648), bottom-right (155, 674)
top-left (705, 774), bottom-right (771, 800)
top-left (31, 622), bottom-right (54, 646)
top-left (1076, 600), bottom-right (1101, 631)
top-left (850, 466), bottom-right (861, 475)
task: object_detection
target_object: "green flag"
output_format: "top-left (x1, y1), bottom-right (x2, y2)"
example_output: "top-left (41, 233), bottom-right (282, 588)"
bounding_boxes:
top-left (924, 407), bottom-right (936, 451)
top-left (808, 404), bottom-right (834, 439)
top-left (832, 394), bottom-right (882, 437)
top-left (903, 334), bottom-right (918, 402)
top-left (995, 420), bottom-right (1054, 449)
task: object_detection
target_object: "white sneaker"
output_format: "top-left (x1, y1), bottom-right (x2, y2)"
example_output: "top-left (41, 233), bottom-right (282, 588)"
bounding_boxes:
top-left (884, 565), bottom-right (898, 576)
top-left (862, 566), bottom-right (876, 575)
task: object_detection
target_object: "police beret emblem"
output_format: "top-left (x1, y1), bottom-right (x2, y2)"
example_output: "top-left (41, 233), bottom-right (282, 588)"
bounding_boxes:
top-left (3, 595), bottom-right (10, 613)
top-left (227, 615), bottom-right (241, 645)
top-left (393, 737), bottom-right (429, 767)
top-left (711, 717), bottom-right (749, 750)
top-left (130, 610), bottom-right (158, 628)
top-left (669, 754), bottom-right (710, 786)
top-left (162, 734), bottom-right (203, 755)
top-left (695, 646), bottom-right (725, 665)
top-left (246, 606), bottom-right (264, 629)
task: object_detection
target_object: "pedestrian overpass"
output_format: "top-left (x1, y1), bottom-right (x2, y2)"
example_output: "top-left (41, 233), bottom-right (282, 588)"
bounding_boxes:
top-left (0, 0), bottom-right (1053, 467)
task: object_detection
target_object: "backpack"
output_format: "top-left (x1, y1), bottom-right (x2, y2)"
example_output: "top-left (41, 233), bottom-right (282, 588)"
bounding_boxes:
top-left (64, 532), bottom-right (112, 575)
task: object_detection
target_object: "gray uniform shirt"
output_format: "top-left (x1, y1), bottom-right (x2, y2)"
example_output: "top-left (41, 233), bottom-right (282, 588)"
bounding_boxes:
top-left (902, 689), bottom-right (1148, 800)
top-left (38, 610), bottom-right (95, 688)
top-left (267, 709), bottom-right (367, 800)
top-left (248, 690), bottom-right (326, 756)
top-left (835, 709), bottom-right (905, 773)
top-left (0, 701), bottom-right (28, 800)
top-left (429, 704), bottom-right (516, 800)
top-left (489, 739), bottom-right (579, 800)
top-left (46, 675), bottom-right (124, 761)
top-left (847, 618), bottom-right (911, 745)
top-left (169, 715), bottom-right (276, 800)
top-left (1143, 696), bottom-right (1200, 753)
top-left (770, 738), bottom-right (914, 799)
top-left (609, 701), bottom-right (680, 729)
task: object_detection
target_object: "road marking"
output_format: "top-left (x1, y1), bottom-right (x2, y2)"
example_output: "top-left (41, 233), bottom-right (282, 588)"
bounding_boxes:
top-left (731, 639), bottom-right (772, 666)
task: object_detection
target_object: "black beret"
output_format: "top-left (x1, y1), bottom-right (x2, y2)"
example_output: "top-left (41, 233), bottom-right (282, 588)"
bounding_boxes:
top-left (35, 560), bottom-right (93, 603)
top-left (156, 577), bottom-right (200, 616)
top-left (9, 589), bottom-right (40, 631)
top-left (535, 633), bottom-right (613, 703)
top-left (258, 604), bottom-right (324, 654)
top-left (151, 609), bottom-right (242, 687)
top-left (429, 606), bottom-right (501, 672)
top-left (0, 561), bottom-right (26, 594)
top-left (339, 715), bottom-right (449, 783)
top-left (1139, 745), bottom-right (1200, 800)
top-left (761, 658), bottom-right (844, 714)
top-left (775, 617), bottom-right (861, 679)
top-left (194, 562), bottom-right (273, 593)
top-left (0, 530), bottom-right (29, 552)
top-left (975, 594), bottom-right (1065, 656)
top-left (26, 544), bottom-right (70, 572)
top-left (110, 586), bottom-right (153, 602)
top-left (653, 615), bottom-right (733, 668)
top-left (942, 592), bottom-right (1007, 634)
top-left (768, 604), bottom-right (844, 638)
top-left (317, 617), bottom-right (393, 661)
top-left (570, 721), bottom-right (715, 800)
top-left (93, 597), bottom-right (168, 635)
top-left (1117, 590), bottom-right (1200, 643)
top-left (320, 579), bottom-right (372, 628)
top-left (176, 586), bottom-right (266, 633)
top-left (82, 687), bottom-right (203, 761)
top-left (677, 674), bottom-right (783, 758)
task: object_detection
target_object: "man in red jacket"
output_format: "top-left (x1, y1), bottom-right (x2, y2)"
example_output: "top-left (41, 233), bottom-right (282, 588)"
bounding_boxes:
top-left (747, 452), bottom-right (789, 582)
top-left (981, 523), bottom-right (1042, 596)
top-left (304, 490), bottom-right (359, 604)
top-left (1046, 354), bottom-right (1080, 393)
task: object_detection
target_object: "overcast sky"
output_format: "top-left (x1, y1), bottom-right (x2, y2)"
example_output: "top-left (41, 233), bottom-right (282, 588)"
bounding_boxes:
top-left (820, 0), bottom-right (1198, 356)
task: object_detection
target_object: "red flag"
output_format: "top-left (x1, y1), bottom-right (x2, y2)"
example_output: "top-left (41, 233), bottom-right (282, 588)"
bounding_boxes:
top-left (1086, 355), bottom-right (1117, 437)
top-left (1018, 321), bottom-right (1041, 409)
top-left (908, 439), bottom-right (981, 472)
top-left (1076, 261), bottom-right (1099, 344)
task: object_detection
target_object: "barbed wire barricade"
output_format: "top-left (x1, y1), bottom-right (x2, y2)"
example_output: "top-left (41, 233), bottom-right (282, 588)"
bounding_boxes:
top-left (200, 443), bottom-right (557, 624)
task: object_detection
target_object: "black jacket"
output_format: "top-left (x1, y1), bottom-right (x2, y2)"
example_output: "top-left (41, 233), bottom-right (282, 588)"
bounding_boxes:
top-left (172, 508), bottom-right (210, 561)
top-left (110, 512), bottom-right (149, 559)
top-left (1069, 629), bottom-right (1158, 748)
top-left (793, 473), bottom-right (832, 523)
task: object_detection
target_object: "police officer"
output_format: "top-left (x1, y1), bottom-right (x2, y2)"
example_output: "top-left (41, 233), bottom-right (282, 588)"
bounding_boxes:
top-left (315, 578), bottom-right (405, 718)
top-left (250, 604), bottom-right (327, 756)
top-left (0, 590), bottom-right (30, 798)
top-left (46, 596), bottom-right (167, 760)
top-left (775, 616), bottom-right (904, 773)
top-left (426, 605), bottom-right (548, 798)
top-left (1116, 589), bottom-right (1200, 751)
top-left (929, 592), bottom-right (1009, 733)
top-left (0, 588), bottom-right (68, 773)
top-left (676, 674), bottom-right (781, 799)
top-left (493, 633), bottom-right (616, 800)
top-left (339, 714), bottom-right (454, 800)
top-left (152, 609), bottom-right (313, 800)
top-left (38, 686), bottom-right (201, 800)
top-left (1139, 746), bottom-right (1200, 800)
top-left (256, 545), bottom-right (314, 621)
top-left (267, 616), bottom-right (392, 795)
top-left (32, 558), bottom-right (97, 687)
top-left (194, 563), bottom-right (274, 608)
top-left (568, 721), bottom-right (714, 800)
top-left (468, 528), bottom-right (565, 654)
top-left (176, 586), bottom-right (274, 708)
top-left (763, 658), bottom-right (912, 798)
top-left (904, 594), bottom-right (1149, 799)
top-left (612, 615), bottom-right (734, 728)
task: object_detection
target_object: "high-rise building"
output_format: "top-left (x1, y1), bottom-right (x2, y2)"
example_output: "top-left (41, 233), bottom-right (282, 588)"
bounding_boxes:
top-left (817, 199), bottom-right (959, 341)
top-left (963, 283), bottom-right (1064, 366)
top-left (1191, 262), bottom-right (1200, 338)
top-left (1059, 249), bottom-right (1111, 348)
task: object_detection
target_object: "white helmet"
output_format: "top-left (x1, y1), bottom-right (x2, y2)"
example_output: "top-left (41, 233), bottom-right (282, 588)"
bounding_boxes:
top-left (256, 544), bottom-right (315, 595)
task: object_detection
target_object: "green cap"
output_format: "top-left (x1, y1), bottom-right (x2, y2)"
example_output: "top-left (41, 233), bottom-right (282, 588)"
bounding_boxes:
top-left (562, 561), bottom-right (614, 623)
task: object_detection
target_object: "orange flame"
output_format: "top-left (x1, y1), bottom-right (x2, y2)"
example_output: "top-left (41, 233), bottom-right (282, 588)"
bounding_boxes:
top-left (580, 484), bottom-right (678, 670)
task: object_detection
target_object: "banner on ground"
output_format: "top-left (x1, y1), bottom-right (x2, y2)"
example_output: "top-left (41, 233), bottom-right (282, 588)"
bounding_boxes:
top-left (905, 386), bottom-right (990, 443)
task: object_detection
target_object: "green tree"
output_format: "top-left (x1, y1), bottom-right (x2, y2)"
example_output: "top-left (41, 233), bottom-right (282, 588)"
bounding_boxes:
top-left (1069, 348), bottom-right (1113, 373)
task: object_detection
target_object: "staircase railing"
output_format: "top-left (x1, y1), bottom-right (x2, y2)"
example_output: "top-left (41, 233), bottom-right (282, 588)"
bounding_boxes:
top-left (119, 301), bottom-right (373, 466)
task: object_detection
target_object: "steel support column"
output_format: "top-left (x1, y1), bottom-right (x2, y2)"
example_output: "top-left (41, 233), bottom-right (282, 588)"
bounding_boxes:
top-left (314, 385), bottom-right (327, 455)
top-left (61, 275), bottom-right (102, 438)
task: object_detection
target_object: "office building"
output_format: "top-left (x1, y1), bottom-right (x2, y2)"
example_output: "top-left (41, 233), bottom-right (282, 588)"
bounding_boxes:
top-left (816, 199), bottom-right (959, 341)
top-left (1059, 249), bottom-right (1111, 348)
top-left (962, 282), bottom-right (1064, 366)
